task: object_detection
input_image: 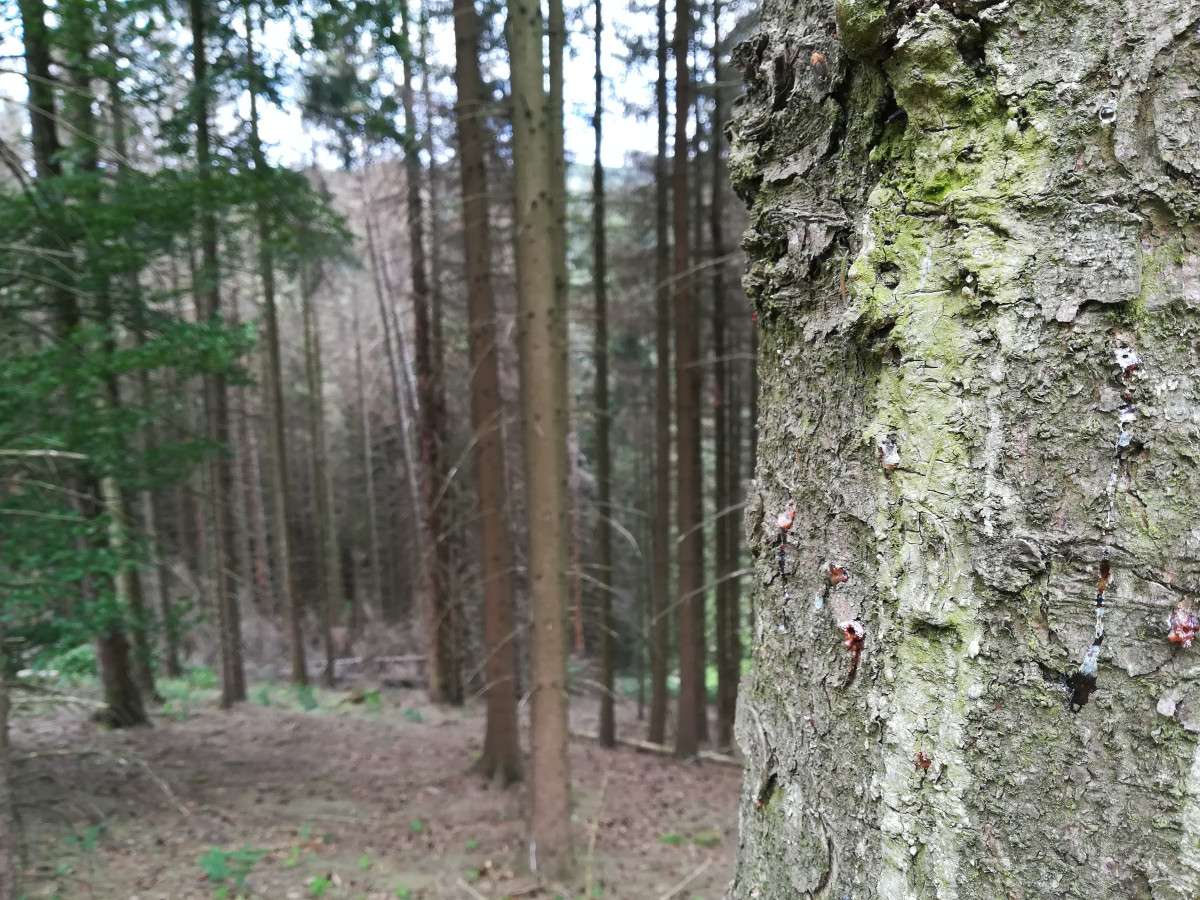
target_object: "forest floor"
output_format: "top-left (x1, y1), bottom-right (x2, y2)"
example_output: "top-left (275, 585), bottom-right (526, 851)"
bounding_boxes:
top-left (11, 673), bottom-right (741, 900)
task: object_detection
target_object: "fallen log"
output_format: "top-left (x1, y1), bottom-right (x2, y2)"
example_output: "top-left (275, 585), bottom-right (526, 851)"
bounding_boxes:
top-left (569, 729), bottom-right (741, 767)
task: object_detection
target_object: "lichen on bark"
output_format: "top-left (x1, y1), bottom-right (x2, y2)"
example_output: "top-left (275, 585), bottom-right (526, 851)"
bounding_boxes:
top-left (729, 1), bottom-right (1200, 897)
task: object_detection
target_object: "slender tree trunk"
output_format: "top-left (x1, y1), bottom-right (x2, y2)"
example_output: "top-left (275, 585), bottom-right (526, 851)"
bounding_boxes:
top-left (672, 0), bottom-right (700, 760)
top-left (709, 5), bottom-right (734, 751)
top-left (592, 0), bottom-right (614, 749)
top-left (547, 0), bottom-right (573, 672)
top-left (454, 0), bottom-right (523, 786)
top-left (361, 183), bottom-right (419, 622)
top-left (730, 1), bottom-right (1200, 895)
top-left (245, 0), bottom-right (306, 684)
top-left (300, 268), bottom-right (340, 688)
top-left (647, 0), bottom-right (671, 748)
top-left (190, 0), bottom-right (245, 707)
top-left (508, 0), bottom-right (573, 874)
top-left (0, 619), bottom-right (15, 900)
top-left (352, 301), bottom-right (384, 617)
top-left (401, 1), bottom-right (460, 706)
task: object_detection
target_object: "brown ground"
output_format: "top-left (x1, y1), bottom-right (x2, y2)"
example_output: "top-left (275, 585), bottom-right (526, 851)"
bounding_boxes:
top-left (11, 681), bottom-right (741, 900)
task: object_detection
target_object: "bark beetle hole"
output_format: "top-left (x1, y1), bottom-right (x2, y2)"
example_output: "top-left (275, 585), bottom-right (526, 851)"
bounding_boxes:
top-left (755, 772), bottom-right (778, 810)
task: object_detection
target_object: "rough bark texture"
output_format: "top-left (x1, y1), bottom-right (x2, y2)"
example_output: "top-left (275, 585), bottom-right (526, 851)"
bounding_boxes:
top-left (454, 0), bottom-right (523, 786)
top-left (730, 1), bottom-right (1200, 897)
top-left (509, 0), bottom-right (573, 874)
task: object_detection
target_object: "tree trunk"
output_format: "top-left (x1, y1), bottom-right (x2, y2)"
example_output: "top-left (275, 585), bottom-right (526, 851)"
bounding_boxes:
top-left (190, 0), bottom-right (245, 708)
top-left (454, 0), bottom-right (522, 787)
top-left (547, 0), bottom-right (573, 674)
top-left (0, 620), bottom-right (17, 900)
top-left (508, 0), bottom-right (573, 875)
top-left (710, 5), bottom-right (735, 752)
top-left (729, 1), bottom-right (1200, 896)
top-left (300, 267), bottom-right (340, 688)
top-left (361, 180), bottom-right (419, 622)
top-left (401, 1), bottom-right (460, 706)
top-left (246, 0), bottom-right (306, 684)
top-left (647, 0), bottom-right (672, 748)
top-left (592, 0), bottom-right (614, 749)
top-left (672, 0), bottom-right (700, 761)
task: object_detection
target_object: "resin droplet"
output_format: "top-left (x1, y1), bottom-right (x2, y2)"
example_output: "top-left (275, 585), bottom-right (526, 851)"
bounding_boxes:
top-left (1114, 346), bottom-right (1140, 374)
top-left (828, 566), bottom-right (850, 586)
top-left (1079, 643), bottom-right (1100, 676)
top-left (1168, 606), bottom-right (1200, 649)
top-left (1098, 105), bottom-right (1117, 124)
top-left (810, 50), bottom-right (828, 78)
top-left (916, 750), bottom-right (932, 771)
top-left (879, 438), bottom-right (901, 471)
top-left (839, 620), bottom-right (865, 676)
top-left (777, 501), bottom-right (795, 531)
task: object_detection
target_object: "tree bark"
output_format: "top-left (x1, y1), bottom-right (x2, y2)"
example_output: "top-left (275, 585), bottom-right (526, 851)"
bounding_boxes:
top-left (246, 0), bottom-right (306, 683)
top-left (592, 0), bottom-right (614, 749)
top-left (0, 620), bottom-right (15, 900)
top-left (729, 1), bottom-right (1200, 896)
top-left (672, 0), bottom-right (700, 761)
top-left (647, 0), bottom-right (672, 748)
top-left (710, 4), bottom-right (735, 752)
top-left (454, 0), bottom-right (523, 787)
top-left (190, 0), bottom-right (245, 707)
top-left (300, 266), bottom-right (341, 688)
top-left (401, 0), bottom-right (461, 705)
top-left (508, 0), bottom-right (573, 875)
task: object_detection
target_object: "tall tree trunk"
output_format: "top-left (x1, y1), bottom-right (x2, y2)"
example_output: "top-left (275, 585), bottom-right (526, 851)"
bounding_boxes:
top-left (709, 4), bottom-right (734, 751)
top-left (353, 300), bottom-right (384, 617)
top-left (508, 0), bottom-right (573, 874)
top-left (672, 0), bottom-right (700, 760)
top-left (402, 0), bottom-right (460, 706)
top-left (547, 0), bottom-right (573, 671)
top-left (592, 0), bottom-right (614, 749)
top-left (246, 0), bottom-right (306, 684)
top-left (729, 1), bottom-right (1200, 896)
top-left (189, 0), bottom-right (245, 707)
top-left (454, 0), bottom-right (522, 786)
top-left (300, 268), bottom-right (340, 688)
top-left (361, 181), bottom-right (419, 623)
top-left (0, 620), bottom-right (15, 900)
top-left (647, 0), bottom-right (671, 748)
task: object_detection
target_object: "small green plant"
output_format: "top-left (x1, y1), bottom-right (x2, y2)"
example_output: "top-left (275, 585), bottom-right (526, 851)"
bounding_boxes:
top-left (65, 824), bottom-right (101, 853)
top-left (394, 888), bottom-right (411, 899)
top-left (409, 819), bottom-right (424, 834)
top-left (691, 829), bottom-right (721, 847)
top-left (402, 707), bottom-right (423, 723)
top-left (659, 833), bottom-right (685, 845)
top-left (465, 839), bottom-right (478, 851)
top-left (284, 846), bottom-right (306, 869)
top-left (309, 874), bottom-right (332, 897)
top-left (254, 686), bottom-right (272, 707)
top-left (188, 666), bottom-right (219, 690)
top-left (295, 684), bottom-right (319, 711)
top-left (197, 846), bottom-right (265, 896)
top-left (160, 700), bottom-right (188, 722)
top-left (363, 689), bottom-right (382, 713)
top-left (40, 643), bottom-right (97, 679)
top-left (299, 822), bottom-right (313, 839)
top-left (358, 855), bottom-right (372, 870)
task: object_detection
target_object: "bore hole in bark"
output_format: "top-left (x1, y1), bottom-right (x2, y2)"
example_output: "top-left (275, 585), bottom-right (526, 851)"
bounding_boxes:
top-left (755, 771), bottom-right (778, 809)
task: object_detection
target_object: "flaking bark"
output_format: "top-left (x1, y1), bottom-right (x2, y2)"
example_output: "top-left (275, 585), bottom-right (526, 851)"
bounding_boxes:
top-left (730, 1), bottom-right (1200, 897)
